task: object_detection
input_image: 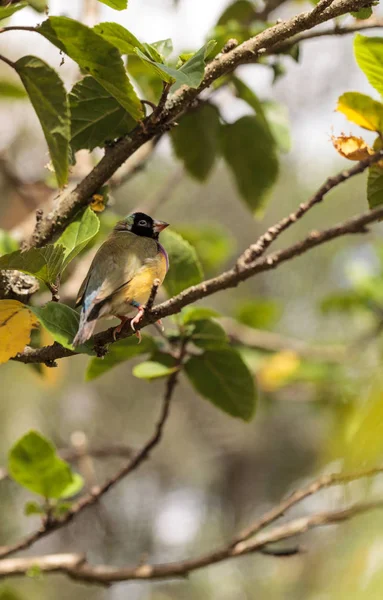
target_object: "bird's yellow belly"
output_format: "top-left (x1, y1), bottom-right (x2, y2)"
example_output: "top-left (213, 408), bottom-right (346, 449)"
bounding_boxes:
top-left (109, 257), bottom-right (167, 317)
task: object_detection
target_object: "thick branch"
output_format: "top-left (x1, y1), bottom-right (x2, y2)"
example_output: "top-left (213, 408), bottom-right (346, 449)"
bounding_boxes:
top-left (22, 0), bottom-right (373, 249)
top-left (13, 153), bottom-right (383, 366)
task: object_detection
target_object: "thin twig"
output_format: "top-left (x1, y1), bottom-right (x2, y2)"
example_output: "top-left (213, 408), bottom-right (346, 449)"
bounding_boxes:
top-left (237, 151), bottom-right (383, 267)
top-left (0, 341), bottom-right (187, 560)
top-left (1, 498), bottom-right (382, 584)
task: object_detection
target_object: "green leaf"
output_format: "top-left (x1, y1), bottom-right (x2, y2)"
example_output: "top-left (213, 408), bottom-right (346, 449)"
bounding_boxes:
top-left (8, 431), bottom-right (75, 499)
top-left (93, 22), bottom-right (144, 54)
top-left (0, 2), bottom-right (27, 21)
top-left (354, 35), bottom-right (383, 97)
top-left (133, 359), bottom-right (178, 380)
top-left (56, 207), bottom-right (100, 269)
top-left (217, 0), bottom-right (256, 25)
top-left (151, 39), bottom-right (173, 60)
top-left (27, 0), bottom-right (47, 11)
top-left (37, 17), bottom-right (143, 121)
top-left (351, 6), bottom-right (373, 19)
top-left (221, 115), bottom-right (279, 215)
top-left (15, 56), bottom-right (70, 187)
top-left (161, 230), bottom-right (203, 297)
top-left (262, 101), bottom-right (291, 153)
top-left (170, 104), bottom-right (221, 181)
top-left (176, 223), bottom-right (235, 273)
top-left (60, 473), bottom-right (84, 498)
top-left (185, 348), bottom-right (257, 421)
top-left (0, 245), bottom-right (65, 286)
top-left (236, 299), bottom-right (280, 329)
top-left (127, 54), bottom-right (163, 103)
top-left (190, 318), bottom-right (228, 349)
top-left (69, 76), bottom-right (136, 152)
top-left (0, 230), bottom-right (18, 256)
top-left (85, 335), bottom-right (155, 380)
top-left (368, 165), bottom-right (383, 209)
top-left (30, 302), bottom-right (94, 354)
top-left (97, 0), bottom-right (128, 9)
top-left (337, 91), bottom-right (383, 133)
top-left (135, 41), bottom-right (216, 89)
top-left (0, 80), bottom-right (27, 99)
top-left (181, 306), bottom-right (220, 324)
top-left (24, 500), bottom-right (45, 516)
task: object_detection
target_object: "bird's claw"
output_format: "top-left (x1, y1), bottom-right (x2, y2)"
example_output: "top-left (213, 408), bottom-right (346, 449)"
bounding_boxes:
top-left (131, 306), bottom-right (145, 343)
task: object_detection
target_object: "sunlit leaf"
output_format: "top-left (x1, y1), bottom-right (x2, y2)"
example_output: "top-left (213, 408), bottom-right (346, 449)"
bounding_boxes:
top-left (171, 104), bottom-right (221, 181)
top-left (97, 0), bottom-right (127, 8)
top-left (133, 358), bottom-right (178, 380)
top-left (8, 431), bottom-right (80, 499)
top-left (85, 335), bottom-right (155, 380)
top-left (27, 0), bottom-right (47, 11)
top-left (221, 115), bottom-right (279, 215)
top-left (56, 207), bottom-right (100, 270)
top-left (15, 56), bottom-right (70, 187)
top-left (37, 17), bottom-right (143, 120)
top-left (337, 92), bottom-right (383, 132)
top-left (93, 22), bottom-right (144, 54)
top-left (354, 35), bottom-right (383, 97)
top-left (185, 348), bottom-right (257, 421)
top-left (0, 300), bottom-right (38, 364)
top-left (161, 230), bottom-right (203, 297)
top-left (0, 245), bottom-right (65, 286)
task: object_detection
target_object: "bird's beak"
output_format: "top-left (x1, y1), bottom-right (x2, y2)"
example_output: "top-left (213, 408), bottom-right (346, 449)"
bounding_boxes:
top-left (153, 220), bottom-right (169, 233)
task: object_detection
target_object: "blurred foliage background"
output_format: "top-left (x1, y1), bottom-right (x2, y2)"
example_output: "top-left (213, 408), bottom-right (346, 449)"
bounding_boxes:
top-left (2, 0), bottom-right (383, 599)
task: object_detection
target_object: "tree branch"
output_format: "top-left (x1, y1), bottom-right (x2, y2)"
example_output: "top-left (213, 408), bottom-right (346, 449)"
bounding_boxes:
top-left (12, 152), bottom-right (383, 366)
top-left (1, 466), bottom-right (383, 585)
top-left (0, 341), bottom-right (187, 560)
top-left (20, 0), bottom-right (374, 249)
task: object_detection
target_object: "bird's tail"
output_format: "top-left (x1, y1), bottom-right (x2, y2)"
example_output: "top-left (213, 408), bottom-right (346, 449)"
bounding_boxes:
top-left (73, 315), bottom-right (97, 347)
top-left (73, 291), bottom-right (98, 347)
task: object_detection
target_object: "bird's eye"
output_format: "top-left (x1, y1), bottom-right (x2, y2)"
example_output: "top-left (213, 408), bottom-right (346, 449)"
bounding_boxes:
top-left (138, 219), bottom-right (148, 227)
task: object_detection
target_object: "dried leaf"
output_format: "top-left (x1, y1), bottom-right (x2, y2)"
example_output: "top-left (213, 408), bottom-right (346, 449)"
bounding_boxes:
top-left (0, 300), bottom-right (38, 364)
top-left (332, 134), bottom-right (374, 161)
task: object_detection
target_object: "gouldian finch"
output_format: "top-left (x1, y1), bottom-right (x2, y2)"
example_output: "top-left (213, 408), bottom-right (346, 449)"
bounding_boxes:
top-left (73, 212), bottom-right (169, 346)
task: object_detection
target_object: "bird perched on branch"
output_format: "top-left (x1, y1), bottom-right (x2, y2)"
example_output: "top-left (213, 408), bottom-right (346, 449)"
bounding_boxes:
top-left (73, 212), bottom-right (169, 346)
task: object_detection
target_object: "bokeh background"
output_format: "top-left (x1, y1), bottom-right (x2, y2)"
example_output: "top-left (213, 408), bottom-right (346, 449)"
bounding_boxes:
top-left (1, 1), bottom-right (383, 598)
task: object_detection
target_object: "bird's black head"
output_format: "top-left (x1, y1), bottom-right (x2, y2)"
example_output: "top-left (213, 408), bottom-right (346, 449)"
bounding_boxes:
top-left (115, 212), bottom-right (169, 240)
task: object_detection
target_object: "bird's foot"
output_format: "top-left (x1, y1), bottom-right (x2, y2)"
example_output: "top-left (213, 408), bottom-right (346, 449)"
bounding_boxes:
top-left (131, 306), bottom-right (145, 344)
top-left (113, 316), bottom-right (129, 341)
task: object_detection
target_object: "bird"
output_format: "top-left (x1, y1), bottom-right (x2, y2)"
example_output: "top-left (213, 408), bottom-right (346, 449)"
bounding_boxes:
top-left (73, 212), bottom-right (169, 347)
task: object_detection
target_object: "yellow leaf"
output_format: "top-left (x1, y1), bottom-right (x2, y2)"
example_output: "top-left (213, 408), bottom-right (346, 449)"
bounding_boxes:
top-left (332, 134), bottom-right (374, 161)
top-left (258, 350), bottom-right (300, 391)
top-left (90, 193), bottom-right (105, 213)
top-left (337, 92), bottom-right (383, 132)
top-left (0, 300), bottom-right (38, 364)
